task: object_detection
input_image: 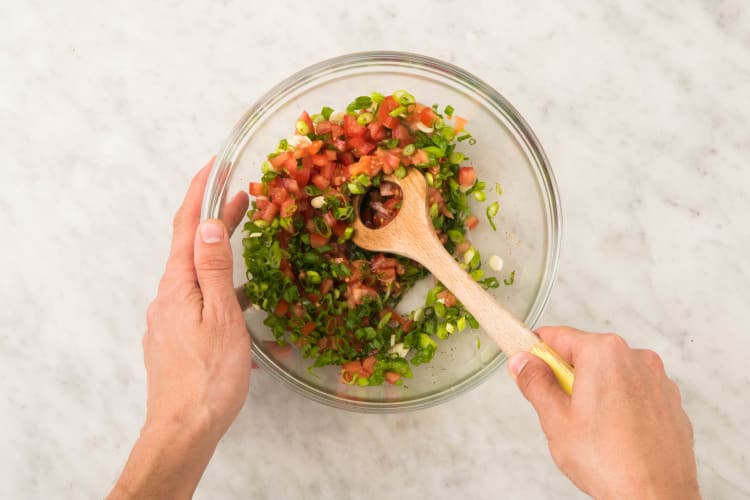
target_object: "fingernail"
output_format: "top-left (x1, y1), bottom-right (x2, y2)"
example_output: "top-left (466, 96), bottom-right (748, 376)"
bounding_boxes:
top-left (199, 220), bottom-right (225, 243)
top-left (508, 353), bottom-right (529, 379)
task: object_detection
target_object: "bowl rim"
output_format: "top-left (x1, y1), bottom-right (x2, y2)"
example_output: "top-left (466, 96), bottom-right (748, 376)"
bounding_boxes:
top-left (202, 50), bottom-right (562, 413)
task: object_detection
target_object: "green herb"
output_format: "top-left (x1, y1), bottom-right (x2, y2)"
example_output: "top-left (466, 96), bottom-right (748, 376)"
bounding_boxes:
top-left (444, 105), bottom-right (455, 117)
top-left (321, 106), bottom-right (334, 120)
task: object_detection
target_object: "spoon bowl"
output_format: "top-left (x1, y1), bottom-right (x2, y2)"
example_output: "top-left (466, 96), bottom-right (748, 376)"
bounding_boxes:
top-left (353, 168), bottom-right (575, 394)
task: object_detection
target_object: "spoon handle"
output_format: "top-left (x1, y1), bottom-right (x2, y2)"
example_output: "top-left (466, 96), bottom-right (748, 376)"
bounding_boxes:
top-left (415, 233), bottom-right (575, 395)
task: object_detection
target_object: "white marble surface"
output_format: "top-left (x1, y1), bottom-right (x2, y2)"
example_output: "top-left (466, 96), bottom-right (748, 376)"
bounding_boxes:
top-left (2, 0), bottom-right (749, 498)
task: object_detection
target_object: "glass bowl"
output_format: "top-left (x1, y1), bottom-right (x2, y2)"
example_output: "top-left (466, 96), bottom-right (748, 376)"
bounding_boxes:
top-left (201, 51), bottom-right (561, 413)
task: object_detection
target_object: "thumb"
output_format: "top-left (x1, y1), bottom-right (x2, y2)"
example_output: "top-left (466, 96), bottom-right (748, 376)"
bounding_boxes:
top-left (194, 219), bottom-right (237, 316)
top-left (508, 352), bottom-right (569, 427)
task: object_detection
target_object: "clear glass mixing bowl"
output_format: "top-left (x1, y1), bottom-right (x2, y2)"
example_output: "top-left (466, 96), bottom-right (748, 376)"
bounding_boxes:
top-left (201, 51), bottom-right (561, 412)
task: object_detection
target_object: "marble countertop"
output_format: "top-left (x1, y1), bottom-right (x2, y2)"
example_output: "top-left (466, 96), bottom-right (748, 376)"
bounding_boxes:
top-left (2, 1), bottom-right (749, 498)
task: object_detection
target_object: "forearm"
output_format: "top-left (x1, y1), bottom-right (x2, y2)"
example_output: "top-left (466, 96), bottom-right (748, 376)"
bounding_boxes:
top-left (108, 422), bottom-right (218, 500)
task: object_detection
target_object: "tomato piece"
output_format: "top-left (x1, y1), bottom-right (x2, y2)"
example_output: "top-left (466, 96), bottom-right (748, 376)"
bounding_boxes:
top-left (385, 372), bottom-right (401, 384)
top-left (412, 149), bottom-right (429, 165)
top-left (308, 140), bottom-right (323, 155)
top-left (320, 278), bottom-right (334, 295)
top-left (322, 211), bottom-right (336, 228)
top-left (343, 114), bottom-right (366, 138)
top-left (438, 290), bottom-right (458, 307)
top-left (291, 303), bottom-right (305, 318)
top-left (309, 232), bottom-right (329, 248)
top-left (419, 108), bottom-right (436, 127)
top-left (325, 149), bottom-right (338, 161)
top-left (339, 152), bottom-right (355, 166)
top-left (348, 137), bottom-right (376, 157)
top-left (301, 322), bottom-right (316, 336)
top-left (342, 359), bottom-right (363, 374)
top-left (270, 187), bottom-right (288, 204)
top-left (259, 202), bottom-right (279, 222)
top-left (269, 152), bottom-right (291, 170)
top-left (311, 174), bottom-right (330, 190)
top-left (458, 166), bottom-right (476, 187)
top-left (312, 154), bottom-right (329, 167)
top-left (254, 196), bottom-right (270, 210)
top-left (331, 220), bottom-right (347, 237)
top-left (249, 182), bottom-right (264, 196)
top-left (280, 198), bottom-right (297, 217)
top-left (368, 122), bottom-right (387, 142)
top-left (392, 124), bottom-right (413, 146)
top-left (466, 214), bottom-right (479, 230)
top-left (331, 123), bottom-right (344, 138)
top-left (362, 356), bottom-right (377, 376)
top-left (320, 162), bottom-right (335, 180)
top-left (279, 177), bottom-right (299, 193)
top-left (291, 165), bottom-right (311, 187)
top-left (274, 299), bottom-right (289, 316)
top-left (454, 116), bottom-right (468, 132)
top-left (315, 120), bottom-right (332, 135)
top-left (376, 96), bottom-right (400, 129)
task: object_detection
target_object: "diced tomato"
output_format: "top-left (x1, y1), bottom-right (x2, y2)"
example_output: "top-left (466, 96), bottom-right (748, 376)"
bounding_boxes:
top-left (280, 198), bottom-right (297, 217)
top-left (259, 201), bottom-right (279, 222)
top-left (342, 359), bottom-right (363, 375)
top-left (325, 149), bottom-right (338, 161)
top-left (249, 182), bottom-right (264, 196)
top-left (454, 116), bottom-right (468, 132)
top-left (466, 214), bottom-right (479, 230)
top-left (312, 174), bottom-right (330, 190)
top-left (339, 152), bottom-right (355, 166)
top-left (322, 211), bottom-right (336, 228)
top-left (291, 303), bottom-right (305, 318)
top-left (412, 149), bottom-right (429, 165)
top-left (385, 372), bottom-right (401, 384)
top-left (362, 356), bottom-right (377, 376)
top-left (458, 166), bottom-right (476, 187)
top-left (308, 140), bottom-right (323, 155)
top-left (343, 114), bottom-right (366, 138)
top-left (312, 154), bottom-right (329, 167)
top-left (349, 156), bottom-right (381, 177)
top-left (376, 96), bottom-right (400, 129)
top-left (331, 220), bottom-right (347, 237)
top-left (315, 120), bottom-right (332, 135)
top-left (368, 122), bottom-right (387, 142)
top-left (347, 137), bottom-right (376, 157)
top-left (438, 290), bottom-right (458, 307)
top-left (301, 322), bottom-right (316, 336)
top-left (297, 111), bottom-right (313, 134)
top-left (320, 278), bottom-right (334, 295)
top-left (309, 232), bottom-right (329, 248)
top-left (279, 177), bottom-right (299, 194)
top-left (269, 152), bottom-right (291, 170)
top-left (419, 107), bottom-right (436, 127)
top-left (392, 124), bottom-right (413, 147)
top-left (331, 123), bottom-right (344, 138)
top-left (320, 162), bottom-right (335, 180)
top-left (291, 165), bottom-right (311, 187)
top-left (254, 196), bottom-right (270, 210)
top-left (270, 187), bottom-right (288, 204)
top-left (274, 300), bottom-right (289, 316)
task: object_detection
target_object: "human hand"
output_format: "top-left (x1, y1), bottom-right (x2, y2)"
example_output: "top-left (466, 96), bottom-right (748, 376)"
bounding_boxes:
top-left (509, 327), bottom-right (699, 499)
top-left (110, 160), bottom-right (250, 499)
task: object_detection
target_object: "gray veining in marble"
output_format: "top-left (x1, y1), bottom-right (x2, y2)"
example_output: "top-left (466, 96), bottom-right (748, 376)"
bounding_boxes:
top-left (1, 0), bottom-right (749, 498)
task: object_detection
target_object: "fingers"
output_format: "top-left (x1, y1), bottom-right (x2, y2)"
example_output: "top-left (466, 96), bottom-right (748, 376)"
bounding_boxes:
top-left (222, 191), bottom-right (249, 237)
top-left (165, 159), bottom-right (215, 284)
top-left (508, 352), bottom-right (569, 434)
top-left (194, 219), bottom-right (238, 320)
top-left (535, 326), bottom-right (596, 364)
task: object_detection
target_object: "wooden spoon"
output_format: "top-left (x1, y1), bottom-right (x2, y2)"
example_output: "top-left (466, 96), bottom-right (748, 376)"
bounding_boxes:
top-left (352, 168), bottom-right (574, 395)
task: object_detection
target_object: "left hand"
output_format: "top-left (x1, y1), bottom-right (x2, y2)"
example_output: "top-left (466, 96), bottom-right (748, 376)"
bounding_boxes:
top-left (110, 159), bottom-right (250, 499)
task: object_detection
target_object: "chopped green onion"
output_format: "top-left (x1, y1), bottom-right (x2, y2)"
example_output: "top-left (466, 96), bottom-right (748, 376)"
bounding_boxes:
top-left (353, 95), bottom-right (373, 109)
top-left (449, 151), bottom-right (464, 164)
top-left (313, 217), bottom-right (331, 237)
top-left (504, 270), bottom-right (516, 286)
top-left (347, 183), bottom-right (365, 195)
top-left (393, 90), bottom-right (415, 106)
top-left (343, 227), bottom-right (354, 240)
top-left (388, 106), bottom-right (406, 117)
top-left (334, 205), bottom-right (353, 220)
top-left (441, 126), bottom-right (456, 141)
top-left (305, 270), bottom-right (322, 284)
top-left (295, 120), bottom-right (310, 135)
top-left (429, 203), bottom-right (439, 219)
top-left (457, 133), bottom-right (472, 142)
top-left (434, 302), bottom-right (446, 318)
top-left (486, 201), bottom-right (499, 231)
top-left (444, 105), bottom-right (455, 117)
top-left (357, 112), bottom-right (373, 125)
top-left (321, 106), bottom-right (334, 120)
top-left (304, 185), bottom-right (321, 197)
top-left (470, 269), bottom-right (484, 281)
top-left (425, 172), bottom-right (435, 186)
top-left (377, 312), bottom-right (392, 330)
top-left (473, 190), bottom-right (486, 202)
top-left (433, 117), bottom-right (445, 130)
top-left (370, 92), bottom-right (384, 104)
top-left (495, 182), bottom-right (503, 195)
top-left (310, 113), bottom-right (324, 123)
top-left (395, 165), bottom-right (407, 178)
top-left (447, 229), bottom-right (464, 243)
top-left (402, 144), bottom-right (416, 156)
top-left (456, 316), bottom-right (467, 332)
top-left (380, 138), bottom-right (399, 149)
top-left (356, 174), bottom-right (371, 187)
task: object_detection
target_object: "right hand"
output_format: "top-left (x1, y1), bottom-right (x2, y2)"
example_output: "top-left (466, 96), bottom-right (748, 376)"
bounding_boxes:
top-left (508, 326), bottom-right (699, 499)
